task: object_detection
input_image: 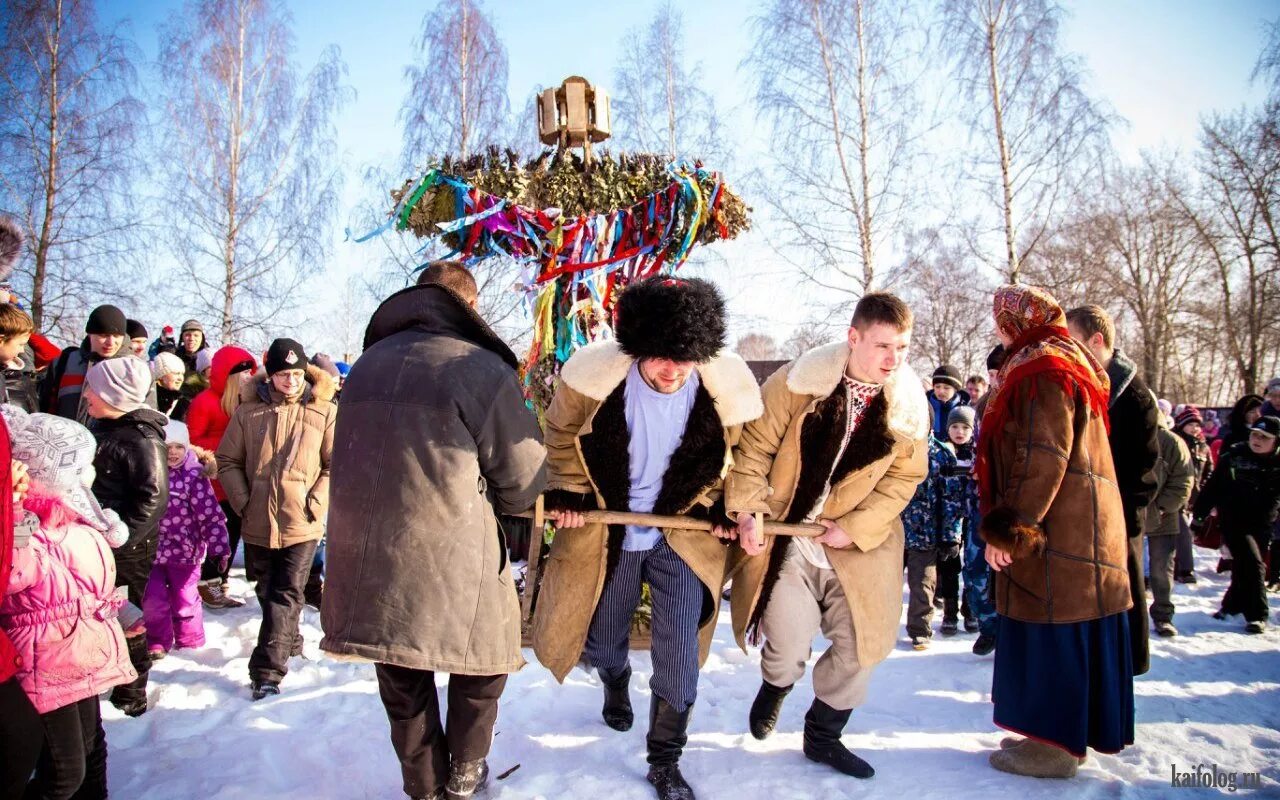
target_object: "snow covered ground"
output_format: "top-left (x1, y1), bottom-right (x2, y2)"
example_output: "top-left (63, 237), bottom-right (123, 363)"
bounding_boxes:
top-left (103, 548), bottom-right (1280, 798)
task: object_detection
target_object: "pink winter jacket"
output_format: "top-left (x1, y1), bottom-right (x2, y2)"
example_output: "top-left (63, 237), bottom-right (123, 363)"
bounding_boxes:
top-left (0, 490), bottom-right (137, 713)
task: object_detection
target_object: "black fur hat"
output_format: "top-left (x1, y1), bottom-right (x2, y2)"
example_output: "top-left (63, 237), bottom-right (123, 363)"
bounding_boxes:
top-left (613, 276), bottom-right (726, 363)
top-left (0, 217), bottom-right (22, 282)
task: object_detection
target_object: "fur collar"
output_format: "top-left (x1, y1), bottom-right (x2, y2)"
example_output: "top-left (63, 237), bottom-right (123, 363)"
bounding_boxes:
top-left (241, 363), bottom-right (337, 406)
top-left (558, 339), bottom-right (763, 427)
top-left (785, 341), bottom-right (929, 442)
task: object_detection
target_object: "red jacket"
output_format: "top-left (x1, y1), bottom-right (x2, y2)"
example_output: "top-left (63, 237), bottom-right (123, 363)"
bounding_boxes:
top-left (186, 346), bottom-right (256, 503)
top-left (0, 416), bottom-right (19, 681)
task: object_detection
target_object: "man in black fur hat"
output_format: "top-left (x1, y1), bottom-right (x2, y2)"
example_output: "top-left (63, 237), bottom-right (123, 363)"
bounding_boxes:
top-left (532, 276), bottom-right (762, 800)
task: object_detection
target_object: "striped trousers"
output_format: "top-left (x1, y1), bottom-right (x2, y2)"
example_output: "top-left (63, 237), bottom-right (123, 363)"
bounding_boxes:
top-left (583, 539), bottom-right (703, 712)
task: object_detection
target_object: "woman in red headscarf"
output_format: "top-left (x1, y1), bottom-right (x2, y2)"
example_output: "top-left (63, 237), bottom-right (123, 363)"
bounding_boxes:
top-left (976, 284), bottom-right (1134, 778)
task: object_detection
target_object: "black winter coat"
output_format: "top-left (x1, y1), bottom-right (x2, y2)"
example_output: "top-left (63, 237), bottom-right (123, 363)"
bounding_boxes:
top-left (1194, 442), bottom-right (1280, 540)
top-left (1106, 352), bottom-right (1160, 538)
top-left (91, 408), bottom-right (169, 555)
top-left (156, 385), bottom-right (190, 422)
top-left (2, 346), bottom-right (39, 413)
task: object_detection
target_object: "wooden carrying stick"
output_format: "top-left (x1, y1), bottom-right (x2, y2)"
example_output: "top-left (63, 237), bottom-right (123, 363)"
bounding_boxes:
top-left (514, 506), bottom-right (823, 538)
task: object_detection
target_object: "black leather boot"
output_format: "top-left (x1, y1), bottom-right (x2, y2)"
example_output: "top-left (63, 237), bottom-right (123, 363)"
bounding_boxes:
top-left (646, 697), bottom-right (696, 800)
top-left (803, 698), bottom-right (874, 778)
top-left (446, 759), bottom-right (488, 800)
top-left (600, 665), bottom-right (634, 731)
top-left (748, 680), bottom-right (793, 740)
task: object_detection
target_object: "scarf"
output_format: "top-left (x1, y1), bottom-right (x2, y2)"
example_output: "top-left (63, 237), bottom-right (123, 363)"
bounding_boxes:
top-left (976, 284), bottom-right (1111, 514)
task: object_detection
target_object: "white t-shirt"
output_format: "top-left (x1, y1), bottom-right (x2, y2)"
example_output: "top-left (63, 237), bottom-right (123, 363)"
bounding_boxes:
top-left (622, 363), bottom-right (700, 551)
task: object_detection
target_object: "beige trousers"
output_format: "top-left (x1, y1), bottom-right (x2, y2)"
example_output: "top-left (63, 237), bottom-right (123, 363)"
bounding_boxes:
top-left (760, 551), bottom-right (873, 711)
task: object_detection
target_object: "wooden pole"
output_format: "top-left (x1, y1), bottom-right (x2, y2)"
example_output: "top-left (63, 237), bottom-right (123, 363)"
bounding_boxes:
top-left (510, 508), bottom-right (823, 538)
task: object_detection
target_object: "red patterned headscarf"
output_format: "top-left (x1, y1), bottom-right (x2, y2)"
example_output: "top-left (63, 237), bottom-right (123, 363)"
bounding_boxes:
top-left (976, 284), bottom-right (1111, 513)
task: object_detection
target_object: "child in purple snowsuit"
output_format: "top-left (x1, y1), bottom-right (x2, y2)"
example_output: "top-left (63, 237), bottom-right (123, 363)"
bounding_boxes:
top-left (143, 421), bottom-right (229, 657)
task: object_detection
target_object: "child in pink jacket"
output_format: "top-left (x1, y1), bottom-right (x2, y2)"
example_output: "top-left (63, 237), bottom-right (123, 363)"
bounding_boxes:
top-left (143, 420), bottom-right (229, 658)
top-left (0, 407), bottom-right (137, 798)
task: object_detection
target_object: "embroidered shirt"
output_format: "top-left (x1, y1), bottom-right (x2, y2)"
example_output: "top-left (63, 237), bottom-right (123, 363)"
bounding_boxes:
top-left (793, 376), bottom-right (885, 570)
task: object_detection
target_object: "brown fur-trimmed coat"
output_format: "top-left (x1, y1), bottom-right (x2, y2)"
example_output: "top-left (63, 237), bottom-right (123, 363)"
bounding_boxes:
top-left (216, 364), bottom-right (336, 550)
top-left (979, 375), bottom-right (1132, 623)
top-left (724, 342), bottom-right (929, 668)
top-left (531, 340), bottom-right (763, 681)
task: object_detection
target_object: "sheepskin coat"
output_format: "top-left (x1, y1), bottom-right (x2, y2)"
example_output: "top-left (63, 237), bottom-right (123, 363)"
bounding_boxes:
top-left (531, 340), bottom-right (762, 681)
top-left (724, 342), bottom-right (930, 669)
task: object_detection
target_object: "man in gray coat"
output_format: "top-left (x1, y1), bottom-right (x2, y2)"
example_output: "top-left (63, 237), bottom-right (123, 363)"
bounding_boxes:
top-left (321, 263), bottom-right (546, 800)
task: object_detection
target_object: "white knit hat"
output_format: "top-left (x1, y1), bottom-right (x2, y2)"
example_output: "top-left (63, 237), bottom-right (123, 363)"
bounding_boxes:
top-left (85, 358), bottom-right (150, 414)
top-left (164, 420), bottom-right (190, 447)
top-left (196, 349), bottom-right (214, 374)
top-left (1, 405), bottom-right (128, 546)
top-left (152, 352), bottom-right (185, 380)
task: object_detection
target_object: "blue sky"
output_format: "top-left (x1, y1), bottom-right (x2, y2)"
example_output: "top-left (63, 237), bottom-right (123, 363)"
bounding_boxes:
top-left (104, 0), bottom-right (1276, 355)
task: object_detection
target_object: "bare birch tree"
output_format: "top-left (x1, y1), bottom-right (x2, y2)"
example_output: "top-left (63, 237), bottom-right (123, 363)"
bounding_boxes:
top-left (898, 228), bottom-right (992, 373)
top-left (747, 0), bottom-right (928, 296)
top-left (612, 2), bottom-right (725, 163)
top-left (155, 0), bottom-right (350, 341)
top-left (1174, 109), bottom-right (1280, 396)
top-left (400, 0), bottom-right (509, 167)
top-left (941, 0), bottom-right (1113, 282)
top-left (0, 0), bottom-right (142, 338)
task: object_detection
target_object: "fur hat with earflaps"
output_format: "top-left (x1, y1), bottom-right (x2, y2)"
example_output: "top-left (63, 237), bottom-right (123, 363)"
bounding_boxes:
top-left (0, 217), bottom-right (23, 281)
top-left (612, 276), bottom-right (727, 364)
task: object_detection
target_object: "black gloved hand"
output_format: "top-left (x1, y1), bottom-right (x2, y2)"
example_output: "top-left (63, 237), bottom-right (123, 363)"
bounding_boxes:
top-left (936, 541), bottom-right (961, 562)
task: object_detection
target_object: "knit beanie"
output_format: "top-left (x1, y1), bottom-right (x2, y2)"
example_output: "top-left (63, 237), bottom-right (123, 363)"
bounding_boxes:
top-left (163, 420), bottom-right (190, 447)
top-left (310, 352), bottom-right (340, 378)
top-left (947, 405), bottom-right (977, 429)
top-left (986, 345), bottom-right (1006, 373)
top-left (1, 405), bottom-right (128, 546)
top-left (931, 365), bottom-right (963, 391)
top-left (85, 305), bottom-right (127, 336)
top-left (180, 319), bottom-right (204, 335)
top-left (126, 319), bottom-right (148, 340)
top-left (85, 358), bottom-right (151, 414)
top-left (264, 338), bottom-right (307, 376)
top-left (152, 352), bottom-right (185, 381)
top-left (196, 349), bottom-right (214, 374)
top-left (1174, 406), bottom-right (1203, 430)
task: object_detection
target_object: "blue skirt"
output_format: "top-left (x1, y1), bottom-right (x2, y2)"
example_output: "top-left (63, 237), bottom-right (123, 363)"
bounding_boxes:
top-left (992, 612), bottom-right (1135, 757)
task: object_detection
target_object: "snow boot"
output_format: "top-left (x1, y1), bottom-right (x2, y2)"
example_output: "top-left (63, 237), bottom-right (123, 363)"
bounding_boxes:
top-left (110, 693), bottom-right (148, 717)
top-left (199, 580), bottom-right (244, 609)
top-left (802, 698), bottom-right (874, 779)
top-left (646, 697), bottom-right (696, 800)
top-left (988, 740), bottom-right (1078, 778)
top-left (748, 680), bottom-right (793, 740)
top-left (941, 618), bottom-right (959, 636)
top-left (972, 633), bottom-right (996, 655)
top-left (911, 635), bottom-right (930, 651)
top-left (1000, 737), bottom-right (1086, 765)
top-left (446, 759), bottom-right (488, 800)
top-left (1175, 571), bottom-right (1197, 585)
top-left (1154, 620), bottom-right (1178, 637)
top-left (1245, 620), bottom-right (1266, 634)
top-left (964, 616), bottom-right (979, 633)
top-left (251, 680), bottom-right (280, 700)
top-left (600, 665), bottom-right (634, 732)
